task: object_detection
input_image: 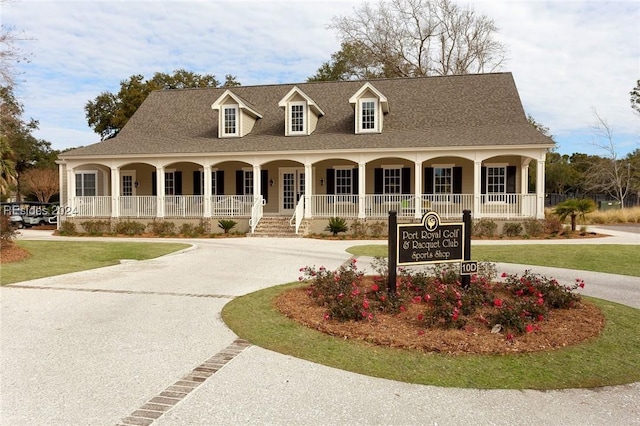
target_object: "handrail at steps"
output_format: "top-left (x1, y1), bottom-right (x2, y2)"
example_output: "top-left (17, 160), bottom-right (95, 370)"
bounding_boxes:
top-left (249, 196), bottom-right (265, 233)
top-left (289, 197), bottom-right (305, 234)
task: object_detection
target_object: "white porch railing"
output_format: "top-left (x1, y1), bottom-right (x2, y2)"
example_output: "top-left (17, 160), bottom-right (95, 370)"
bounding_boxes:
top-left (164, 195), bottom-right (204, 218)
top-left (72, 193), bottom-right (539, 220)
top-left (74, 196), bottom-right (111, 217)
top-left (311, 195), bottom-right (360, 218)
top-left (211, 195), bottom-right (253, 217)
top-left (289, 196), bottom-right (305, 234)
top-left (249, 196), bottom-right (265, 233)
top-left (119, 196), bottom-right (157, 218)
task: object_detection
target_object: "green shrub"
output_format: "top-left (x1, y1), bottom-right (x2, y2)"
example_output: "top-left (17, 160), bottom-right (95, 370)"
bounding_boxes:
top-left (325, 217), bottom-right (349, 236)
top-left (502, 222), bottom-right (523, 237)
top-left (0, 214), bottom-right (18, 249)
top-left (218, 219), bottom-right (237, 234)
top-left (473, 218), bottom-right (497, 237)
top-left (368, 221), bottom-right (386, 238)
top-left (523, 219), bottom-right (544, 237)
top-left (82, 220), bottom-right (111, 235)
top-left (350, 220), bottom-right (368, 238)
top-left (148, 220), bottom-right (176, 236)
top-left (58, 220), bottom-right (76, 236)
top-left (113, 220), bottom-right (146, 236)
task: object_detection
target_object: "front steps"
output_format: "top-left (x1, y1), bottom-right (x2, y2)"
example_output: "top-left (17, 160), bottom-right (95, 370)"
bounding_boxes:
top-left (248, 216), bottom-right (310, 237)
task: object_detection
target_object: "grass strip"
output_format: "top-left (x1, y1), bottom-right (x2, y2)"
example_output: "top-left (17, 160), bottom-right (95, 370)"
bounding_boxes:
top-left (346, 244), bottom-right (640, 277)
top-left (222, 282), bottom-right (640, 389)
top-left (1, 241), bottom-right (191, 285)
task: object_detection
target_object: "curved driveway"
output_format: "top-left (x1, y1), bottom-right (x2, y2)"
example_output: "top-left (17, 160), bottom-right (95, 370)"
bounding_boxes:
top-left (1, 228), bottom-right (639, 425)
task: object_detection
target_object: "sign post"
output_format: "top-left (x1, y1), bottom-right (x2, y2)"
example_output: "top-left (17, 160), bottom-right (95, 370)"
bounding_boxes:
top-left (388, 209), bottom-right (473, 293)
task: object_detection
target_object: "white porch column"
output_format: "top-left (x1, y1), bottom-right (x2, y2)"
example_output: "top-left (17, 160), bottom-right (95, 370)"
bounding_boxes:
top-left (473, 161), bottom-right (482, 218)
top-left (203, 166), bottom-right (212, 218)
top-left (304, 163), bottom-right (312, 218)
top-left (111, 167), bottom-right (120, 218)
top-left (67, 168), bottom-right (76, 215)
top-left (253, 164), bottom-right (261, 202)
top-left (536, 159), bottom-right (546, 219)
top-left (358, 162), bottom-right (366, 218)
top-left (414, 162), bottom-right (422, 219)
top-left (156, 166), bottom-right (165, 218)
top-left (521, 161), bottom-right (530, 218)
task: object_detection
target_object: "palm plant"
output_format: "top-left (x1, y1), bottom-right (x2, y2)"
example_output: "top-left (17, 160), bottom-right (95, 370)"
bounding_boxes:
top-left (553, 198), bottom-right (596, 231)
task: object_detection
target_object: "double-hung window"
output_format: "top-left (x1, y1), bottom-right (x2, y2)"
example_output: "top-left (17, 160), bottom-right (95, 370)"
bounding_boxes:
top-left (383, 167), bottom-right (401, 195)
top-left (290, 102), bottom-right (305, 134)
top-left (360, 99), bottom-right (376, 132)
top-left (486, 166), bottom-right (506, 202)
top-left (75, 172), bottom-right (97, 196)
top-left (335, 168), bottom-right (352, 195)
top-left (223, 106), bottom-right (238, 136)
top-left (434, 167), bottom-right (453, 195)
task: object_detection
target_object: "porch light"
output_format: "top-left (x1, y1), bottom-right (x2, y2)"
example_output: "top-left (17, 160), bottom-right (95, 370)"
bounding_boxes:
top-left (134, 181), bottom-right (139, 188)
top-left (320, 178), bottom-right (324, 186)
top-left (269, 179), bottom-right (274, 186)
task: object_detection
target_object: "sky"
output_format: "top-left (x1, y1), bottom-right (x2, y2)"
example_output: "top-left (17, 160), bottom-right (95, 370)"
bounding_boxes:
top-left (2, 0), bottom-right (639, 157)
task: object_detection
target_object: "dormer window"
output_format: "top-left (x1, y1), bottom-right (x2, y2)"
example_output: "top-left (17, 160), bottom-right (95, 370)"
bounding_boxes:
top-left (223, 106), bottom-right (238, 136)
top-left (278, 86), bottom-right (324, 137)
top-left (349, 83), bottom-right (389, 134)
top-left (290, 102), bottom-right (306, 134)
top-left (212, 90), bottom-right (262, 138)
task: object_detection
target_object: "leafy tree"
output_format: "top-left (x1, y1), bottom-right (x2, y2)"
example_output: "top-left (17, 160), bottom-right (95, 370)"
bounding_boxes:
top-left (319, 0), bottom-right (506, 80)
top-left (545, 152), bottom-right (581, 194)
top-left (1, 86), bottom-right (56, 200)
top-left (631, 80), bottom-right (640, 115)
top-left (553, 198), bottom-right (596, 232)
top-left (85, 69), bottom-right (239, 140)
top-left (20, 168), bottom-right (59, 203)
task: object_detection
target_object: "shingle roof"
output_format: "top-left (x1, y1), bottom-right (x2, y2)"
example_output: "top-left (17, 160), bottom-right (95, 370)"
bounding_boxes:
top-left (61, 72), bottom-right (554, 158)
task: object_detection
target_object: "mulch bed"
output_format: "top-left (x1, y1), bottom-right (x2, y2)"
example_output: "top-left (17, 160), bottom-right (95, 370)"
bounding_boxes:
top-left (275, 280), bottom-right (606, 355)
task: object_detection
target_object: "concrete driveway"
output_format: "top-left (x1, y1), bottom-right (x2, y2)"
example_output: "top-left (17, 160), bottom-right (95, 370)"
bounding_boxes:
top-left (1, 229), bottom-right (639, 425)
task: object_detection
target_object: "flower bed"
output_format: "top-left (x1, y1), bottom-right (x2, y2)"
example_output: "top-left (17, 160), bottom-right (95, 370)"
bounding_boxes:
top-left (275, 260), bottom-right (604, 355)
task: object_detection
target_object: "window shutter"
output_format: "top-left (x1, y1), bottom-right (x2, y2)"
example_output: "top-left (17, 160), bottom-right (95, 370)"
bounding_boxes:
top-left (151, 172), bottom-right (157, 196)
top-left (326, 169), bottom-right (335, 195)
top-left (506, 166), bottom-right (517, 193)
top-left (374, 168), bottom-right (383, 194)
top-left (481, 167), bottom-right (487, 195)
top-left (401, 167), bottom-right (411, 194)
top-left (235, 170), bottom-right (243, 195)
top-left (174, 171), bottom-right (182, 195)
top-left (193, 171), bottom-right (202, 195)
top-left (261, 170), bottom-right (268, 203)
top-left (352, 168), bottom-right (359, 195)
top-left (424, 168), bottom-right (433, 194)
top-left (453, 167), bottom-right (462, 194)
top-left (216, 171), bottom-right (224, 195)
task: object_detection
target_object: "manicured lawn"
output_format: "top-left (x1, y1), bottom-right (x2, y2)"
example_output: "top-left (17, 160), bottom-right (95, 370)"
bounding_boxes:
top-left (346, 244), bottom-right (640, 277)
top-left (222, 282), bottom-right (640, 389)
top-left (1, 241), bottom-right (191, 285)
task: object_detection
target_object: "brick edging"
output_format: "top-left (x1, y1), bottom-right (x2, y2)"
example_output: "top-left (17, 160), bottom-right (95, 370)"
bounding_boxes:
top-left (117, 338), bottom-right (252, 426)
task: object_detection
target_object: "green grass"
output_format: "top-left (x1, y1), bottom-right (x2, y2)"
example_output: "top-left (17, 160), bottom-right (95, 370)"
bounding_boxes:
top-left (222, 282), bottom-right (640, 389)
top-left (1, 241), bottom-right (191, 285)
top-left (346, 244), bottom-right (640, 277)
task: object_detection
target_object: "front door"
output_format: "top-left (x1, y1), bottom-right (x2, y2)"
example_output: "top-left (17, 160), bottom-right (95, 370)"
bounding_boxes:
top-left (280, 168), bottom-right (305, 215)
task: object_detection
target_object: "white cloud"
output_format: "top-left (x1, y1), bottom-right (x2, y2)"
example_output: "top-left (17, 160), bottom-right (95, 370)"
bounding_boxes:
top-left (4, 0), bottom-right (639, 156)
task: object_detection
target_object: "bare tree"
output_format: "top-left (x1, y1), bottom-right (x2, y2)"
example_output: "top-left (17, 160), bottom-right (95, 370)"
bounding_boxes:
top-left (329, 0), bottom-right (507, 78)
top-left (20, 168), bottom-right (59, 203)
top-left (585, 111), bottom-right (632, 208)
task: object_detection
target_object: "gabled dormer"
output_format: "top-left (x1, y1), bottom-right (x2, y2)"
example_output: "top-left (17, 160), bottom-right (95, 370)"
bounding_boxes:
top-left (211, 90), bottom-right (262, 138)
top-left (278, 86), bottom-right (325, 136)
top-left (349, 82), bottom-right (389, 134)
